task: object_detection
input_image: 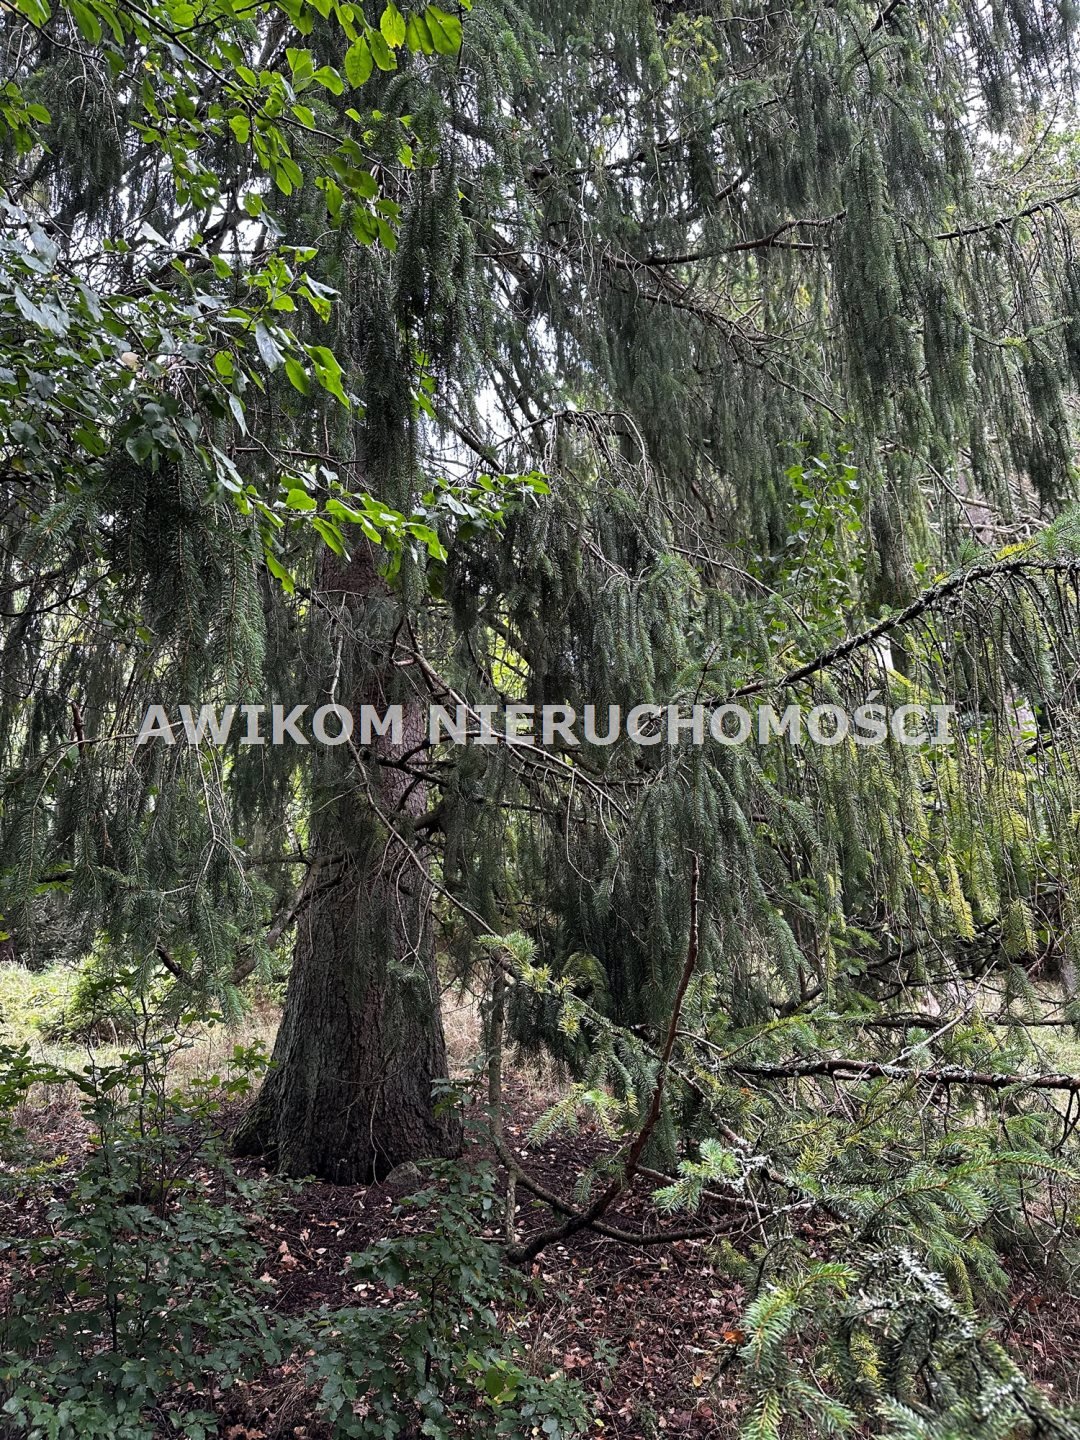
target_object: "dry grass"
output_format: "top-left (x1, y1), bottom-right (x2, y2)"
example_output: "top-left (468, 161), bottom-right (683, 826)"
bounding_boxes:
top-left (442, 983), bottom-right (566, 1108)
top-left (1, 965), bottom-right (568, 1163)
top-left (442, 984), bottom-right (483, 1077)
top-left (0, 1001), bottom-right (280, 1166)
top-left (167, 997), bottom-right (281, 1089)
top-left (0, 969), bottom-right (281, 1085)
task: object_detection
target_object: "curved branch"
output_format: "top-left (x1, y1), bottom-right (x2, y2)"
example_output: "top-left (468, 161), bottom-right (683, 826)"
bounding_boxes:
top-left (732, 1056), bottom-right (1080, 1093)
top-left (725, 555), bottom-right (1080, 701)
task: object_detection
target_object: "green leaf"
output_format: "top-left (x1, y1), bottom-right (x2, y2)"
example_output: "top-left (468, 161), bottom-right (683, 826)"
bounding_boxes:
top-left (285, 357), bottom-right (310, 394)
top-left (311, 515), bottom-right (347, 555)
top-left (325, 498), bottom-right (363, 522)
top-left (376, 217), bottom-right (398, 250)
top-left (313, 65), bottom-right (344, 95)
top-left (12, 285), bottom-right (44, 327)
top-left (286, 47), bottom-right (315, 87)
top-left (405, 13), bottom-right (434, 53)
top-left (254, 322), bottom-right (284, 370)
top-left (322, 177), bottom-right (343, 220)
top-left (265, 553), bottom-right (296, 594)
top-left (344, 36), bottom-right (373, 87)
top-left (125, 432), bottom-right (154, 464)
top-left (15, 0), bottom-right (50, 25)
top-left (285, 487), bottom-right (316, 511)
top-left (380, 1), bottom-right (406, 46)
top-left (279, 156), bottom-right (303, 189)
top-left (69, 0), bottom-right (101, 42)
top-left (308, 344), bottom-right (350, 405)
top-left (367, 28), bottom-right (395, 70)
top-left (484, 1366), bottom-right (511, 1399)
top-left (350, 208), bottom-right (379, 246)
top-left (229, 113), bottom-right (251, 144)
top-left (29, 224), bottom-right (57, 266)
top-left (424, 5), bottom-right (462, 54)
top-left (95, 0), bottom-right (123, 43)
top-left (74, 425), bottom-right (108, 455)
top-left (408, 523), bottom-right (447, 560)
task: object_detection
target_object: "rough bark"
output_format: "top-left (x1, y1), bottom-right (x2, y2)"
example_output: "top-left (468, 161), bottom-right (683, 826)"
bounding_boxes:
top-left (233, 546), bottom-right (462, 1181)
top-left (233, 848), bottom-right (461, 1181)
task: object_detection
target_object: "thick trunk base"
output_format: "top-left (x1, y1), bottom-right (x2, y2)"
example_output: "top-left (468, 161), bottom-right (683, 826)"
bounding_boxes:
top-left (234, 858), bottom-right (461, 1183)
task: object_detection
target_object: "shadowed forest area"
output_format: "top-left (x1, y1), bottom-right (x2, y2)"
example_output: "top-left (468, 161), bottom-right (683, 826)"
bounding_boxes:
top-left (6, 1), bottom-right (1080, 1437)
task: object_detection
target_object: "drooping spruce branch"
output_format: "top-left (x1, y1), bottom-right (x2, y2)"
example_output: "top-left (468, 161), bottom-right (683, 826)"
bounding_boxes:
top-left (507, 855), bottom-right (701, 1264)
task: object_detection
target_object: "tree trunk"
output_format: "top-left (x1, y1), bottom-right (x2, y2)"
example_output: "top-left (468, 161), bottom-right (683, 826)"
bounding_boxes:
top-left (233, 841), bottom-right (460, 1181)
top-left (234, 546), bottom-right (462, 1182)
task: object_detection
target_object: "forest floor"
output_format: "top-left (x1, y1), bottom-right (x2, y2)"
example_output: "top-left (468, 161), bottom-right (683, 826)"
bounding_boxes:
top-left (1, 976), bottom-right (1079, 1438)
top-left (225, 1079), bottom-right (1080, 1439)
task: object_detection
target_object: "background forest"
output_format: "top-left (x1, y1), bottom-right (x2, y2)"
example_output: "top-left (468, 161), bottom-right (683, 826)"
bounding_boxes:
top-left (4, 0), bottom-right (1080, 1436)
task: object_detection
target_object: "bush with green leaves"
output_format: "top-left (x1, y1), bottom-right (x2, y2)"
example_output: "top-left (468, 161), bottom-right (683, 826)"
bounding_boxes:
top-left (0, 1037), bottom-right (591, 1440)
top-left (40, 946), bottom-right (170, 1046)
top-left (304, 1163), bottom-right (590, 1440)
top-left (0, 1036), bottom-right (287, 1440)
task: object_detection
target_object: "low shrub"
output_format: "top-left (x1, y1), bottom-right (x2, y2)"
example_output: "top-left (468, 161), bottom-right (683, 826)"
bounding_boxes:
top-left (0, 1042), bottom-right (591, 1440)
top-left (305, 1162), bottom-right (590, 1440)
top-left (0, 1038), bottom-right (286, 1440)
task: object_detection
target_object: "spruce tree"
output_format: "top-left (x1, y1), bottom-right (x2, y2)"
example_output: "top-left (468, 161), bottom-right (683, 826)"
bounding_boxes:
top-left (231, 0), bottom-right (1080, 1193)
top-left (0, 0), bottom-right (476, 1178)
top-left (5, 9), bottom-right (1080, 1428)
